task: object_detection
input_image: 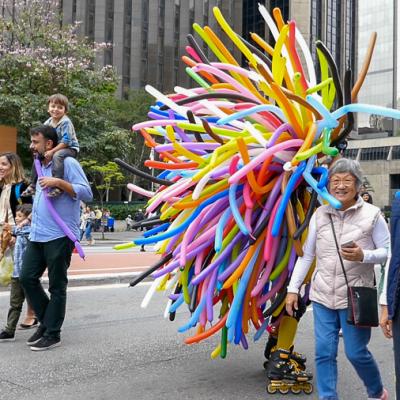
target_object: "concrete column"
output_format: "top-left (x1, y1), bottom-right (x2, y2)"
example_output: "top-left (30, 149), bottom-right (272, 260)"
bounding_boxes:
top-left (62, 0), bottom-right (73, 24)
top-left (130, 0), bottom-right (143, 89)
top-left (94, 0), bottom-right (106, 67)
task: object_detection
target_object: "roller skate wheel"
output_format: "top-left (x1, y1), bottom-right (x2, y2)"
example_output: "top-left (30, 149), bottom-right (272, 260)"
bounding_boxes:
top-left (290, 386), bottom-right (302, 395)
top-left (278, 385), bottom-right (290, 394)
top-left (266, 383), bottom-right (277, 394)
top-left (303, 383), bottom-right (313, 394)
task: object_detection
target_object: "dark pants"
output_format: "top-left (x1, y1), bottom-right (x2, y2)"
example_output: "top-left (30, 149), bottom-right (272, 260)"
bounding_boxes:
top-left (30, 148), bottom-right (77, 184)
top-left (20, 237), bottom-right (74, 339)
top-left (4, 278), bottom-right (25, 334)
top-left (393, 308), bottom-right (400, 399)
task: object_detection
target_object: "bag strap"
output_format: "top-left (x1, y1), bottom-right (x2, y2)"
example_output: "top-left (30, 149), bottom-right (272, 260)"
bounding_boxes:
top-left (14, 182), bottom-right (23, 204)
top-left (328, 214), bottom-right (350, 288)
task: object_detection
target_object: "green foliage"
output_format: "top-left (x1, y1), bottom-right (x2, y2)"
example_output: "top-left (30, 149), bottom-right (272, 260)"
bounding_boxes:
top-left (0, 0), bottom-right (118, 164)
top-left (89, 203), bottom-right (146, 220)
top-left (81, 160), bottom-right (125, 203)
top-left (0, 1), bottom-right (156, 187)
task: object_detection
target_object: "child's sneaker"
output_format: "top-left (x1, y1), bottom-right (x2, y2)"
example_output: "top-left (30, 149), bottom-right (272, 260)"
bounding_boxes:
top-left (0, 330), bottom-right (15, 342)
top-left (47, 188), bottom-right (63, 198)
top-left (21, 184), bottom-right (36, 197)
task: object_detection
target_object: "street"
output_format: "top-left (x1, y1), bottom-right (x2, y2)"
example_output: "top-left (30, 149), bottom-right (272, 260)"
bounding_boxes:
top-left (0, 283), bottom-right (395, 399)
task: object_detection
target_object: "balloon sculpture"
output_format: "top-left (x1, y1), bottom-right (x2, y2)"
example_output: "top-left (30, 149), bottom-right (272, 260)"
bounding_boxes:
top-left (115, 4), bottom-right (400, 391)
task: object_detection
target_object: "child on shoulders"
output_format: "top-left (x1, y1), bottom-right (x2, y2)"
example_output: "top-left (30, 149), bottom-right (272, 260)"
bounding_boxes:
top-left (22, 93), bottom-right (79, 198)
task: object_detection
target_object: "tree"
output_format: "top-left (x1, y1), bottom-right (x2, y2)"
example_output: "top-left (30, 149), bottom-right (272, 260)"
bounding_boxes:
top-left (0, 0), bottom-right (118, 164)
top-left (106, 89), bottom-right (154, 185)
top-left (81, 160), bottom-right (125, 204)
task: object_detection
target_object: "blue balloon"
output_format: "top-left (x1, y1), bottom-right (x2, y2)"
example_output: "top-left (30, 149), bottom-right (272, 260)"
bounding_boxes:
top-left (271, 162), bottom-right (306, 237)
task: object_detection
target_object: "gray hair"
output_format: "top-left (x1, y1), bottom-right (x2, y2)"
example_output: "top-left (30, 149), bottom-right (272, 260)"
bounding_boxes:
top-left (329, 158), bottom-right (363, 189)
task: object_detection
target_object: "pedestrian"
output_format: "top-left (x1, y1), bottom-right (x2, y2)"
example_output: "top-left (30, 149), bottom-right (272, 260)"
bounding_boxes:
top-left (94, 206), bottom-right (102, 232)
top-left (361, 191), bottom-right (373, 204)
top-left (380, 191), bottom-right (400, 399)
top-left (286, 158), bottom-right (389, 400)
top-left (125, 214), bottom-right (133, 231)
top-left (0, 152), bottom-right (37, 329)
top-left (22, 93), bottom-right (79, 198)
top-left (84, 206), bottom-right (96, 245)
top-left (0, 204), bottom-right (34, 341)
top-left (20, 125), bottom-right (92, 351)
top-left (134, 209), bottom-right (145, 231)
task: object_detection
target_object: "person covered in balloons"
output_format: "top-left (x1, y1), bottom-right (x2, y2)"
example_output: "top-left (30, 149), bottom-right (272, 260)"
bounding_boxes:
top-left (286, 158), bottom-right (389, 400)
top-left (20, 125), bottom-right (92, 351)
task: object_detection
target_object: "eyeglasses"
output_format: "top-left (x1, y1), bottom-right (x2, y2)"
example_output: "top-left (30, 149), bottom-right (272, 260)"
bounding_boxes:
top-left (329, 178), bottom-right (355, 187)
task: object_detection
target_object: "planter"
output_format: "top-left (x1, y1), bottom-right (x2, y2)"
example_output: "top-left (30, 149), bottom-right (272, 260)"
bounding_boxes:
top-left (0, 125), bottom-right (17, 153)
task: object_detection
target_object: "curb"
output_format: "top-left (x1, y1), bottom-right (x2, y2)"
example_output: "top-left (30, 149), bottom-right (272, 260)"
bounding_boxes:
top-left (0, 272), bottom-right (153, 292)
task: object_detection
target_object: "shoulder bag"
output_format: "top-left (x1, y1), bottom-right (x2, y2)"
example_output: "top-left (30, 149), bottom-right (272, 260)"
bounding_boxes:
top-left (329, 215), bottom-right (379, 328)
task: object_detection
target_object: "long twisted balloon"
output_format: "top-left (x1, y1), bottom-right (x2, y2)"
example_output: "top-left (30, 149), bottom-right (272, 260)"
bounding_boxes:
top-left (117, 5), bottom-right (399, 358)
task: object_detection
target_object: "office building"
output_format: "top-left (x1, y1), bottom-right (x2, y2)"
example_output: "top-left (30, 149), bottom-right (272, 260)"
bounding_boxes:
top-left (62, 0), bottom-right (242, 97)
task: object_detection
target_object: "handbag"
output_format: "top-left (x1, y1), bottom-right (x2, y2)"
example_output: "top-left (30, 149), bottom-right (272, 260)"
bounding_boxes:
top-left (0, 248), bottom-right (13, 287)
top-left (329, 215), bottom-right (379, 328)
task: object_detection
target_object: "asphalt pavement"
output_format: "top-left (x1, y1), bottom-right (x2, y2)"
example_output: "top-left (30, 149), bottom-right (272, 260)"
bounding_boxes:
top-left (0, 284), bottom-right (396, 400)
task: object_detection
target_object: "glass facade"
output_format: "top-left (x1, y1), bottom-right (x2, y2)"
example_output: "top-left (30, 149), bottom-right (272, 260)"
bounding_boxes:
top-left (242, 0), bottom-right (265, 44)
top-left (357, 1), bottom-right (395, 134)
top-left (270, 0), bottom-right (289, 22)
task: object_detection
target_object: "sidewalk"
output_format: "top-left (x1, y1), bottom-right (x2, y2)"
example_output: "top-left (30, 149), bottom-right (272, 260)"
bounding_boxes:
top-left (0, 229), bottom-right (160, 291)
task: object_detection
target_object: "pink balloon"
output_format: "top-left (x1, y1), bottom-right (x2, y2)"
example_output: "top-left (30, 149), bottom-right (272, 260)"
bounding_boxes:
top-left (127, 183), bottom-right (154, 198)
top-left (228, 139), bottom-right (303, 184)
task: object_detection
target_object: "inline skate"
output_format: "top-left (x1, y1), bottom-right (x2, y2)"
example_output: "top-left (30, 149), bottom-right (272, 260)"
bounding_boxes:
top-left (266, 348), bottom-right (313, 395)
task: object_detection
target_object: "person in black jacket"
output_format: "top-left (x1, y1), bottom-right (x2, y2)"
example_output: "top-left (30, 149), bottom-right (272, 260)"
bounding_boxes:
top-left (380, 191), bottom-right (400, 399)
top-left (0, 152), bottom-right (37, 329)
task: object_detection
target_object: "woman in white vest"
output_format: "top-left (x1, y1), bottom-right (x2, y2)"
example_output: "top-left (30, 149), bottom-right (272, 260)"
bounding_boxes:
top-left (286, 158), bottom-right (389, 400)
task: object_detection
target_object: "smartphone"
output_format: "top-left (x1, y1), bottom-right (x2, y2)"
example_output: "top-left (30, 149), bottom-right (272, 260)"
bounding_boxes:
top-left (341, 240), bottom-right (356, 249)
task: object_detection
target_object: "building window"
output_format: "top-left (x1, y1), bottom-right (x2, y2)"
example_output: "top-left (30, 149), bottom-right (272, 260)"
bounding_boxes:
top-left (392, 146), bottom-right (400, 160)
top-left (326, 0), bottom-right (341, 75)
top-left (310, 0), bottom-right (322, 68)
top-left (343, 148), bottom-right (358, 159)
top-left (359, 147), bottom-right (390, 161)
top-left (390, 174), bottom-right (400, 189)
top-left (85, 0), bottom-right (95, 42)
top-left (104, 0), bottom-right (114, 66)
top-left (270, 0), bottom-right (289, 21)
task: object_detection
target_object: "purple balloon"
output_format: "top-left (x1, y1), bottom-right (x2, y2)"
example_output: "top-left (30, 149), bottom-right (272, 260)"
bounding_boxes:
top-left (34, 159), bottom-right (85, 259)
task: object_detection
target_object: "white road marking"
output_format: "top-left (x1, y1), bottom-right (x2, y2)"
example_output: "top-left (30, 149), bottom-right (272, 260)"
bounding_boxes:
top-left (0, 281), bottom-right (153, 297)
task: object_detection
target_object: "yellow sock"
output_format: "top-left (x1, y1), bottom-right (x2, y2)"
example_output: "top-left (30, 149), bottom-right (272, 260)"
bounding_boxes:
top-left (276, 316), bottom-right (298, 351)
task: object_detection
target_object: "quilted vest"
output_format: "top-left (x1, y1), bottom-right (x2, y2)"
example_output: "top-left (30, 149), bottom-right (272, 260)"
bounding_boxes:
top-left (309, 197), bottom-right (380, 309)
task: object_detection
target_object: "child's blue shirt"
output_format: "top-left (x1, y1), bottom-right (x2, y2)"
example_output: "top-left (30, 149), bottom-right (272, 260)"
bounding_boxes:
top-left (44, 115), bottom-right (79, 152)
